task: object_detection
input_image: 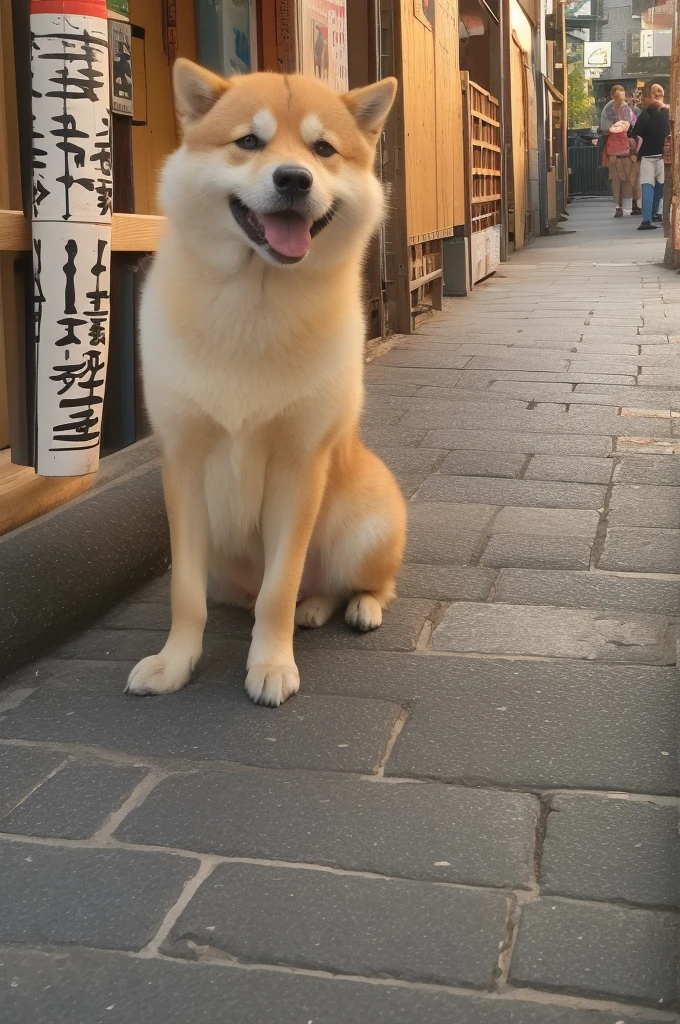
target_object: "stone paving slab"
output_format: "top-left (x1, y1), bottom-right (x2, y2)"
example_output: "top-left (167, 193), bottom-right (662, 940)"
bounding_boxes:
top-left (414, 475), bottom-right (607, 510)
top-left (0, 761), bottom-right (146, 839)
top-left (54, 629), bottom-right (245, 663)
top-left (608, 484), bottom-right (680, 528)
top-left (118, 769), bottom-right (538, 888)
top-left (364, 365), bottom-right (465, 388)
top-left (480, 536), bottom-right (594, 570)
top-left (573, 383), bottom-right (680, 406)
top-left (523, 456), bottom-right (613, 484)
top-left (361, 406), bottom-right (407, 426)
top-left (374, 445), bottom-right (447, 497)
top-left (510, 898), bottom-right (680, 1006)
top-left (495, 568), bottom-right (680, 615)
top-left (385, 660), bottom-right (679, 792)
top-left (488, 507), bottom-right (600, 536)
top-left (0, 678), bottom-right (400, 773)
top-left (431, 603), bottom-right (676, 664)
top-left (541, 794), bottom-right (680, 908)
top-left (438, 451), bottom-right (528, 477)
top-left (3, 948), bottom-right (665, 1024)
top-left (600, 527), bottom-right (680, 573)
top-left (101, 601), bottom-right (255, 638)
top-left (378, 348), bottom-right (471, 369)
top-left (615, 454), bottom-right (680, 484)
top-left (163, 861), bottom-right (512, 987)
top-left (0, 746), bottom-right (65, 816)
top-left (452, 369), bottom-right (638, 386)
top-left (423, 429), bottom-right (614, 456)
top-left (404, 503), bottom-right (495, 564)
top-left (0, 840), bottom-right (195, 951)
top-left (365, 382), bottom-right (420, 396)
top-left (455, 342), bottom-right (582, 356)
top-left (396, 562), bottom-right (497, 601)
top-left (361, 424), bottom-right (428, 449)
top-left (639, 370), bottom-right (680, 387)
top-left (404, 404), bottom-right (672, 437)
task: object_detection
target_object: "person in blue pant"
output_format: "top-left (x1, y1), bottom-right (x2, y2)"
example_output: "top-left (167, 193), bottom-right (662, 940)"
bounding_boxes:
top-left (628, 84), bottom-right (670, 230)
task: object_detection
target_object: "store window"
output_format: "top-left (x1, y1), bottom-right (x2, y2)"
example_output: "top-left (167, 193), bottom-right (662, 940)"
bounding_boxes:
top-left (195, 0), bottom-right (255, 75)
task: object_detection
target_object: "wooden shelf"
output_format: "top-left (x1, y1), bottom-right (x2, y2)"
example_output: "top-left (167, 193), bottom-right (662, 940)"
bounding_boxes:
top-left (112, 213), bottom-right (165, 251)
top-left (0, 210), bottom-right (165, 252)
top-left (471, 194), bottom-right (502, 204)
top-left (0, 209), bottom-right (27, 250)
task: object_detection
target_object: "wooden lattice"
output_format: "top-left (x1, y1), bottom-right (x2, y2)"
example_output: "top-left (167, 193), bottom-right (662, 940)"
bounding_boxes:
top-left (464, 77), bottom-right (502, 234)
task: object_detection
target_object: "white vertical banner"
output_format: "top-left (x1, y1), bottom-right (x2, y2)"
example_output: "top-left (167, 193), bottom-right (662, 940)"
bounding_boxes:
top-left (30, 0), bottom-right (112, 476)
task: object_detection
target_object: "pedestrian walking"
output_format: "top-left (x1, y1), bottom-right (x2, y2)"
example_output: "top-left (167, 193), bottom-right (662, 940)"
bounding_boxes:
top-left (601, 85), bottom-right (641, 217)
top-left (628, 83), bottom-right (670, 230)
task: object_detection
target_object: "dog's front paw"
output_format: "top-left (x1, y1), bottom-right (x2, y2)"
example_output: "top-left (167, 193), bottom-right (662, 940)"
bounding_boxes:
top-left (245, 662), bottom-right (300, 707)
top-left (125, 654), bottom-right (194, 696)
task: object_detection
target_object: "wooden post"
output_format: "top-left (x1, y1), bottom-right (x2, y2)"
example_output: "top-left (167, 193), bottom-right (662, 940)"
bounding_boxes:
top-left (30, 0), bottom-right (112, 476)
top-left (666, 12), bottom-right (680, 268)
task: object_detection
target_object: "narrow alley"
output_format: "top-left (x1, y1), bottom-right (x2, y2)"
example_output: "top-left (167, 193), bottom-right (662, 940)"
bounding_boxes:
top-left (0, 198), bottom-right (679, 1023)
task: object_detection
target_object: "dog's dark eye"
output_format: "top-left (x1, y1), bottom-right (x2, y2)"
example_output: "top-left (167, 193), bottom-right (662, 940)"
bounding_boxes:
top-left (235, 134), bottom-right (261, 150)
top-left (313, 140), bottom-right (336, 158)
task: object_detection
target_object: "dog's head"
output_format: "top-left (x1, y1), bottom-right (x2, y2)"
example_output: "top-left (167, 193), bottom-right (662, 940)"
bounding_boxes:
top-left (161, 62), bottom-right (397, 270)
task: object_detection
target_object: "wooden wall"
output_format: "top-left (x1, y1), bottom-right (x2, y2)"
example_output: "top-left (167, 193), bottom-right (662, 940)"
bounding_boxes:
top-left (129, 0), bottom-right (197, 215)
top-left (399, 0), bottom-right (465, 243)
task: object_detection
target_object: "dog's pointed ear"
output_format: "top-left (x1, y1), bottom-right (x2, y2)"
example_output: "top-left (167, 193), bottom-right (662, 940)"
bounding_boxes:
top-left (341, 78), bottom-right (398, 137)
top-left (173, 58), bottom-right (231, 129)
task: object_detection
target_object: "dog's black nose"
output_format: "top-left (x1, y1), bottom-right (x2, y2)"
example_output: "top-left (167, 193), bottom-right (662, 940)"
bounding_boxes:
top-left (273, 165), bottom-right (313, 198)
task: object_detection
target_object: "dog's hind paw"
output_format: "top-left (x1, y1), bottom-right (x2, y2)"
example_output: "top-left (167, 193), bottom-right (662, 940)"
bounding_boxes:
top-left (345, 594), bottom-right (383, 632)
top-left (125, 654), bottom-right (193, 696)
top-left (295, 595), bottom-right (338, 628)
top-left (245, 662), bottom-right (300, 707)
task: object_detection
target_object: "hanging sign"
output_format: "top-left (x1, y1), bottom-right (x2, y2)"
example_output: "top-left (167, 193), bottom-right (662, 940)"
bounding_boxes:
top-left (583, 41), bottom-right (611, 68)
top-left (30, 0), bottom-right (112, 477)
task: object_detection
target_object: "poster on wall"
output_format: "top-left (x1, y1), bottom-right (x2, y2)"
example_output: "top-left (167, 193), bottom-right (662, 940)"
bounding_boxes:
top-left (109, 20), bottom-right (133, 116)
top-left (298, 0), bottom-right (348, 92)
top-left (414, 0), bottom-right (435, 31)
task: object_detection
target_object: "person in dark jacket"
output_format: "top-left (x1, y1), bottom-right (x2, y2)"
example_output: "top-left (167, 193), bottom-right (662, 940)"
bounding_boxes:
top-left (629, 83), bottom-right (671, 230)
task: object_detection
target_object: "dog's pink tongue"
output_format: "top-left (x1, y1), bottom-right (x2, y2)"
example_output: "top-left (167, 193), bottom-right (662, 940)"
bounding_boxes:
top-left (259, 211), bottom-right (313, 258)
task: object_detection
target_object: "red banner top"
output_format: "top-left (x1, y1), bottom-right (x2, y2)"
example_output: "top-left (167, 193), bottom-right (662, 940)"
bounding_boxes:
top-left (30, 1), bottom-right (107, 15)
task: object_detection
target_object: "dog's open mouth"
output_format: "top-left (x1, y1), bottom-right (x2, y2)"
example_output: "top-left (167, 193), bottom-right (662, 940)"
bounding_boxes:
top-left (229, 198), bottom-right (337, 263)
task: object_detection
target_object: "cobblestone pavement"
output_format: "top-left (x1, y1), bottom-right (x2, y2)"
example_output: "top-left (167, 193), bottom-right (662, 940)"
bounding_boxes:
top-left (1, 199), bottom-right (679, 1023)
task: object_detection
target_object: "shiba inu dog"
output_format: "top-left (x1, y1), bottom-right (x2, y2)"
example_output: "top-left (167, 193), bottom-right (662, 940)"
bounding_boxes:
top-left (126, 60), bottom-right (406, 706)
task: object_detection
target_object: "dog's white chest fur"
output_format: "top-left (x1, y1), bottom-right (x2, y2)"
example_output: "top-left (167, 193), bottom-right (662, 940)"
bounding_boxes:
top-left (141, 249), bottom-right (363, 440)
